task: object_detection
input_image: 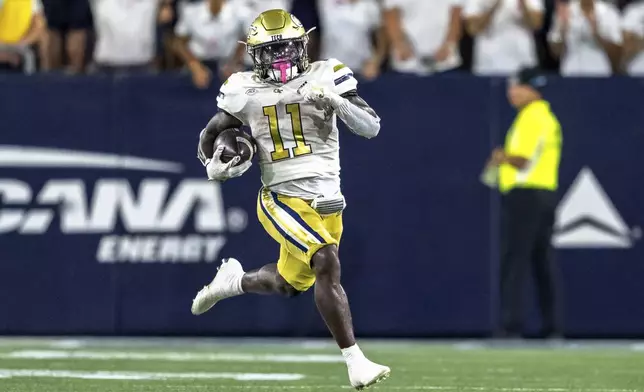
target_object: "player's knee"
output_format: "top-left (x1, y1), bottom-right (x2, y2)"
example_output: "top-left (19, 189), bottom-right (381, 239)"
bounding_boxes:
top-left (275, 276), bottom-right (302, 298)
top-left (280, 282), bottom-right (302, 298)
top-left (311, 245), bottom-right (340, 281)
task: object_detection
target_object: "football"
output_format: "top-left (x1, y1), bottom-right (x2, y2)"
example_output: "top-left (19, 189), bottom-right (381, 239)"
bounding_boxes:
top-left (214, 128), bottom-right (257, 166)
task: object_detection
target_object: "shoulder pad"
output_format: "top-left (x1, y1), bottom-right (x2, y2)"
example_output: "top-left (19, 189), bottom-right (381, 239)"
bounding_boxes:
top-left (217, 72), bottom-right (255, 118)
top-left (219, 72), bottom-right (255, 95)
top-left (324, 58), bottom-right (358, 96)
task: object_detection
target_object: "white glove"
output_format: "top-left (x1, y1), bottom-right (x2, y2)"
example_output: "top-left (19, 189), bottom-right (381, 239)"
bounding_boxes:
top-left (299, 82), bottom-right (381, 139)
top-left (298, 81), bottom-right (344, 109)
top-left (205, 145), bottom-right (252, 181)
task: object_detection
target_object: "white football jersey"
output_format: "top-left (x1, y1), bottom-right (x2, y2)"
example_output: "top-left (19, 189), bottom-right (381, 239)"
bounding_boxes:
top-left (216, 58), bottom-right (357, 199)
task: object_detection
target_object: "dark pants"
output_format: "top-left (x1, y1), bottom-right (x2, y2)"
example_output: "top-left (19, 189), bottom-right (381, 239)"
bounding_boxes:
top-left (500, 188), bottom-right (562, 337)
top-left (42, 0), bottom-right (93, 31)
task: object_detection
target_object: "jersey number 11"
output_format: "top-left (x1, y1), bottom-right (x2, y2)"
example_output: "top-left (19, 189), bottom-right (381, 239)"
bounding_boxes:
top-left (263, 103), bottom-right (312, 161)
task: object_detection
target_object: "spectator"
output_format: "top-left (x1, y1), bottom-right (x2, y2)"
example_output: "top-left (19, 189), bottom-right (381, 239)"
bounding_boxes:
top-left (549, 0), bottom-right (622, 76)
top-left (157, 0), bottom-right (178, 71)
top-left (384, 0), bottom-right (464, 75)
top-left (622, 0), bottom-right (644, 75)
top-left (318, 0), bottom-right (387, 80)
top-left (41, 0), bottom-right (92, 73)
top-left (0, 0), bottom-right (47, 73)
top-left (90, 0), bottom-right (164, 74)
top-left (465, 0), bottom-right (544, 76)
top-left (174, 0), bottom-right (250, 89)
top-left (240, 0), bottom-right (293, 17)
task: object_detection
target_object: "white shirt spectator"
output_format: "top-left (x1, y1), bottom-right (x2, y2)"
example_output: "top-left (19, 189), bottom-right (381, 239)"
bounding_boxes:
top-left (385, 0), bottom-right (463, 74)
top-left (465, 0), bottom-right (544, 76)
top-left (622, 0), bottom-right (644, 76)
top-left (175, 0), bottom-right (250, 62)
top-left (91, 0), bottom-right (161, 66)
top-left (318, 0), bottom-right (381, 71)
top-left (237, 0), bottom-right (292, 19)
top-left (549, 1), bottom-right (622, 76)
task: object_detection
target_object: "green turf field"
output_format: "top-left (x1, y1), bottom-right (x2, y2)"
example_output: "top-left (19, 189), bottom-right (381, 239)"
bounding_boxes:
top-left (0, 338), bottom-right (642, 392)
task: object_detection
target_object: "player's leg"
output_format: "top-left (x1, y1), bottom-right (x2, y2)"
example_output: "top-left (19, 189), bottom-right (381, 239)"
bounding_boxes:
top-left (261, 193), bottom-right (389, 389)
top-left (311, 247), bottom-right (388, 389)
top-left (241, 254), bottom-right (301, 297)
top-left (191, 191), bottom-right (307, 314)
top-left (310, 245), bottom-right (354, 348)
top-left (191, 259), bottom-right (301, 315)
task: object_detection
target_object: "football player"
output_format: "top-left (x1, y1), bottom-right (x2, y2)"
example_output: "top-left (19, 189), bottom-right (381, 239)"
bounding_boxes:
top-left (192, 9), bottom-right (389, 390)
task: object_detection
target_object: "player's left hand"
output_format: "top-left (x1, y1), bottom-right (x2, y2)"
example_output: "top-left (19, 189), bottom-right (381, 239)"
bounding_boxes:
top-left (298, 82), bottom-right (343, 108)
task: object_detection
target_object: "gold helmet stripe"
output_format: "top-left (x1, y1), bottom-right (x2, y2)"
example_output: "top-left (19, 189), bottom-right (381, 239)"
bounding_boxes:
top-left (246, 9), bottom-right (307, 47)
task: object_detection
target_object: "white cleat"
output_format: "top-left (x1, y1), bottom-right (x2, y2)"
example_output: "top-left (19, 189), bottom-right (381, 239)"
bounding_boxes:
top-left (191, 258), bottom-right (245, 315)
top-left (348, 359), bottom-right (391, 390)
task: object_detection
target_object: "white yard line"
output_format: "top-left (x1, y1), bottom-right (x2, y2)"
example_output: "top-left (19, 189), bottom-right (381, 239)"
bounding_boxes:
top-left (1, 337), bottom-right (644, 351)
top-left (48, 340), bottom-right (86, 349)
top-left (630, 343), bottom-right (644, 351)
top-left (0, 369), bottom-right (304, 381)
top-left (344, 387), bottom-right (640, 392)
top-left (175, 387), bottom-right (642, 392)
top-left (3, 349), bottom-right (344, 363)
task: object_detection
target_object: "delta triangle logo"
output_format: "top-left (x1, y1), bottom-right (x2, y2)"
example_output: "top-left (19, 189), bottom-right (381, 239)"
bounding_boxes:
top-left (553, 167), bottom-right (640, 248)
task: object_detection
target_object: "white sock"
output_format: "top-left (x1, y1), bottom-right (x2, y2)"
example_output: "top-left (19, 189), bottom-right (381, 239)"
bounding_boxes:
top-left (341, 344), bottom-right (366, 365)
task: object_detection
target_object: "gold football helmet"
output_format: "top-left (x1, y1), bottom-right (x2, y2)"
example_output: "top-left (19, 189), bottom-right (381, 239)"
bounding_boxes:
top-left (245, 9), bottom-right (314, 84)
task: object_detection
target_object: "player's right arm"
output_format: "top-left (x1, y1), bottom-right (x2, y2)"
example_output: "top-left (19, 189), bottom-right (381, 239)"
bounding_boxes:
top-left (197, 75), bottom-right (250, 181)
top-left (299, 59), bottom-right (380, 139)
top-left (198, 111), bottom-right (250, 182)
top-left (197, 111), bottom-right (243, 166)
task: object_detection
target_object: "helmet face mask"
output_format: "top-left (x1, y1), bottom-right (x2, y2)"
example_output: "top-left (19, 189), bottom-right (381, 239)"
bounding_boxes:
top-left (249, 38), bottom-right (308, 84)
top-left (245, 10), bottom-right (312, 84)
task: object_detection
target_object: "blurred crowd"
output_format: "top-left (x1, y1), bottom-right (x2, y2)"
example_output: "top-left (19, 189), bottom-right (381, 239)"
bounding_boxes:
top-left (1, 0), bottom-right (643, 85)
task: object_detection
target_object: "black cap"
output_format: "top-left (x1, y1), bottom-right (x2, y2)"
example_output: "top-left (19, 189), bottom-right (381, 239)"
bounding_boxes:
top-left (509, 66), bottom-right (547, 91)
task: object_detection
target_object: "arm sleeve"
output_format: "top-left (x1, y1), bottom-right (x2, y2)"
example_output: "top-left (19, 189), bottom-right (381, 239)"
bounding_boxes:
top-left (507, 110), bottom-right (543, 159)
top-left (334, 98), bottom-right (381, 139)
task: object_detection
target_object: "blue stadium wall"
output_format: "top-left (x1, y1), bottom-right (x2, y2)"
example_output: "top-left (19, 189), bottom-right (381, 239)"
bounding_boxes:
top-left (0, 74), bottom-right (643, 337)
